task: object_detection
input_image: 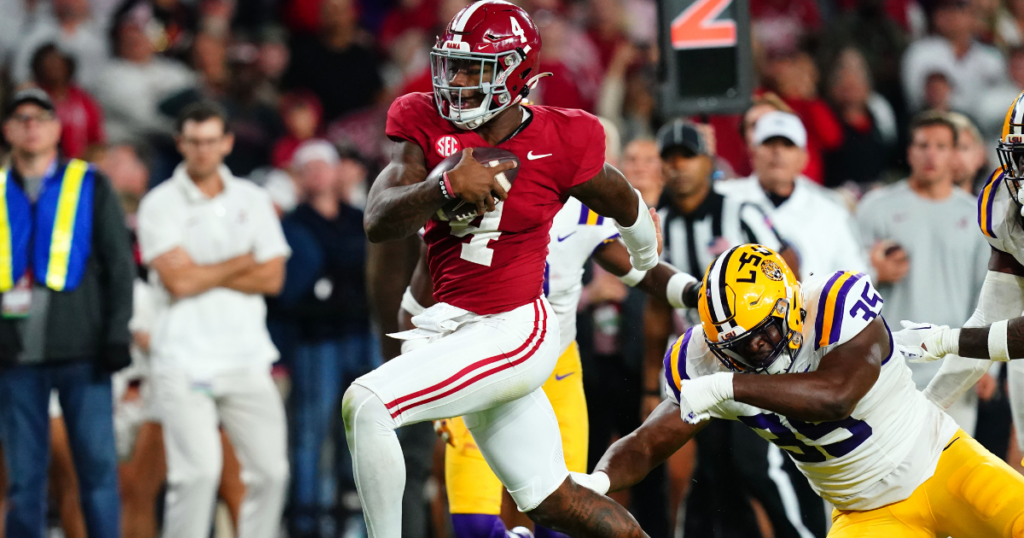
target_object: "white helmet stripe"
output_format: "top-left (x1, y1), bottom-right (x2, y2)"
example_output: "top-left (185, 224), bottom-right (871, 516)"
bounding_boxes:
top-left (451, 0), bottom-right (488, 32)
top-left (1014, 95), bottom-right (1024, 135)
top-left (707, 247), bottom-right (738, 324)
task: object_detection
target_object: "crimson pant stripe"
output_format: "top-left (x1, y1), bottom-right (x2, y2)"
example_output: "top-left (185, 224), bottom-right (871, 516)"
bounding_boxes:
top-left (389, 302), bottom-right (548, 418)
top-left (385, 299), bottom-right (542, 411)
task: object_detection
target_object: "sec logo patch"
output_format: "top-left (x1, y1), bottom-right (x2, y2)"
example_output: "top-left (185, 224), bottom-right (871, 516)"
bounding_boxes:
top-left (435, 135), bottom-right (461, 158)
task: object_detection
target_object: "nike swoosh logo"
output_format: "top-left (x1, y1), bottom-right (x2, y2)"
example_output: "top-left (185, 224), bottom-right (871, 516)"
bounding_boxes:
top-left (555, 372), bottom-right (575, 381)
top-left (527, 151), bottom-right (552, 160)
top-left (557, 232), bottom-right (576, 242)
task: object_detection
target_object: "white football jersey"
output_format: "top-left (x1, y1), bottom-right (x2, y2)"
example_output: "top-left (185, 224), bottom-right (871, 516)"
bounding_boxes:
top-left (978, 168), bottom-right (1024, 265)
top-left (545, 197), bottom-right (620, 354)
top-left (663, 271), bottom-right (958, 510)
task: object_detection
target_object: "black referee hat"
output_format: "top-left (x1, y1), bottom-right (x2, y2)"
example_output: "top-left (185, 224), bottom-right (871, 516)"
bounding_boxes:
top-left (656, 119), bottom-right (708, 159)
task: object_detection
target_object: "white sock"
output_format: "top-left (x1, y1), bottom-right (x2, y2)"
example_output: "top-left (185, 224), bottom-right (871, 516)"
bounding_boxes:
top-left (343, 384), bottom-right (406, 538)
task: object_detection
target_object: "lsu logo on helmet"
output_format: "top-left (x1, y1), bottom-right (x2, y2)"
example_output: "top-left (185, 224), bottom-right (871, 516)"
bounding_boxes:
top-left (697, 244), bottom-right (803, 375)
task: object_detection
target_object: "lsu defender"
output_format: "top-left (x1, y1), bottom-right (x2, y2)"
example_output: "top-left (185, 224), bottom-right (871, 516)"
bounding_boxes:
top-left (912, 91), bottom-right (1024, 467)
top-left (572, 245), bottom-right (1024, 537)
top-left (347, 1), bottom-right (661, 536)
top-left (400, 197), bottom-right (697, 538)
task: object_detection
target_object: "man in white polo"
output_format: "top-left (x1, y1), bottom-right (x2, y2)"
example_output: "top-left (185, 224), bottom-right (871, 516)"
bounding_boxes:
top-left (717, 111), bottom-right (870, 279)
top-left (137, 102), bottom-right (290, 538)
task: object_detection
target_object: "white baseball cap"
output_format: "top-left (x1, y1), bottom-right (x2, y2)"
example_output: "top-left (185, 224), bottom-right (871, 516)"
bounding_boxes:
top-left (293, 139), bottom-right (339, 168)
top-left (752, 111), bottom-right (807, 149)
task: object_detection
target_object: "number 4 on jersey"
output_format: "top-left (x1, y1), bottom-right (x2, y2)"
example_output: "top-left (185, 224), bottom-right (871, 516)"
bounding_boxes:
top-left (451, 203), bottom-right (504, 266)
top-left (670, 0), bottom-right (737, 50)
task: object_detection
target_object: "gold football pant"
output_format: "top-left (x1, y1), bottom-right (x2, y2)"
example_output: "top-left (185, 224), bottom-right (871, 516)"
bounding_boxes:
top-left (444, 342), bottom-right (588, 514)
top-left (829, 430), bottom-right (1024, 537)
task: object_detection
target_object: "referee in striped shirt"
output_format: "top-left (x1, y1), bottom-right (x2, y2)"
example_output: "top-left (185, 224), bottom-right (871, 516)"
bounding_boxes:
top-left (645, 120), bottom-right (825, 538)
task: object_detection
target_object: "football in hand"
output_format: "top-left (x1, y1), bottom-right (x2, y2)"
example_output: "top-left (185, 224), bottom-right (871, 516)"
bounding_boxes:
top-left (428, 147), bottom-right (520, 222)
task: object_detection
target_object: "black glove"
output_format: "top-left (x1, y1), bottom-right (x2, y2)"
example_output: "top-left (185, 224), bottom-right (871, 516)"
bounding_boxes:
top-left (100, 343), bottom-right (132, 373)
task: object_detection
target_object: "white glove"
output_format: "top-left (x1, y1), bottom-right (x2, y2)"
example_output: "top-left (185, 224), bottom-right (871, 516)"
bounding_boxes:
top-left (896, 321), bottom-right (958, 363)
top-left (570, 471), bottom-right (610, 495)
top-left (678, 372), bottom-right (733, 425)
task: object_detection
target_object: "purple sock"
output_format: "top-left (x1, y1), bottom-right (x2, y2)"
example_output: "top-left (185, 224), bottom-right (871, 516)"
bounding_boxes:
top-left (534, 526), bottom-right (569, 538)
top-left (451, 514), bottom-right (508, 538)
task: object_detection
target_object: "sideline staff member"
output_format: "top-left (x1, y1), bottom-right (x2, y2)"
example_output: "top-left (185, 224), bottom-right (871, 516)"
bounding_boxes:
top-left (0, 88), bottom-right (134, 538)
top-left (138, 102), bottom-right (290, 538)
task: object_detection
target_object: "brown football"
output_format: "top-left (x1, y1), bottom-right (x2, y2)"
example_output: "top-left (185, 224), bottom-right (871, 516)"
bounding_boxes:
top-left (427, 147), bottom-right (520, 222)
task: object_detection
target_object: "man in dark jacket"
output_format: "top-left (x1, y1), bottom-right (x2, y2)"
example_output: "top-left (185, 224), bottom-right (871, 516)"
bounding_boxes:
top-left (270, 140), bottom-right (379, 538)
top-left (0, 88), bottom-right (134, 538)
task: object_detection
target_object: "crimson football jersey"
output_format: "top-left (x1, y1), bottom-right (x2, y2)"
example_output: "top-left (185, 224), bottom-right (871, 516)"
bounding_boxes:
top-left (386, 92), bottom-right (606, 315)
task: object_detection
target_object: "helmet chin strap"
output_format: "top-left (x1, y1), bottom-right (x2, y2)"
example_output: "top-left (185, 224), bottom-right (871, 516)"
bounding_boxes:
top-left (452, 72), bottom-right (553, 131)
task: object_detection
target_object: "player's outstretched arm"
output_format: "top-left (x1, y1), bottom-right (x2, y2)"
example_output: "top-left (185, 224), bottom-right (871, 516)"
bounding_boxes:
top-left (730, 318), bottom-right (886, 422)
top-left (593, 241), bottom-right (699, 308)
top-left (576, 399), bottom-right (705, 494)
top-left (569, 164), bottom-right (659, 270)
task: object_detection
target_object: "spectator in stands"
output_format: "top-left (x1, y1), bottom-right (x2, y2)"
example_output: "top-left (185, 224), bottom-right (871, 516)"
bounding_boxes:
top-left (110, 0), bottom-right (200, 63)
top-left (30, 43), bottom-right (105, 160)
top-left (823, 47), bottom-right (899, 189)
top-left (620, 138), bottom-right (662, 206)
top-left (95, 4), bottom-right (194, 144)
top-left (283, 0), bottom-right (384, 124)
top-left (0, 88), bottom-right (134, 538)
top-left (749, 0), bottom-right (821, 56)
top-left (921, 70), bottom-right (955, 112)
top-left (273, 139), bottom-right (378, 538)
top-left (947, 111), bottom-right (989, 194)
top-left (718, 111), bottom-right (869, 278)
top-left (995, 0), bottom-right (1024, 49)
top-left (531, 10), bottom-right (603, 112)
top-left (978, 47), bottom-right (1024, 163)
top-left (138, 102), bottom-right (289, 538)
top-left (762, 50), bottom-right (845, 184)
top-left (902, 0), bottom-right (1006, 118)
top-left (12, 0), bottom-right (109, 92)
top-left (220, 43), bottom-right (284, 176)
top-left (585, 0), bottom-right (628, 70)
top-left (855, 111), bottom-right (989, 433)
top-left (273, 91), bottom-right (324, 170)
top-left (820, 0), bottom-right (908, 114)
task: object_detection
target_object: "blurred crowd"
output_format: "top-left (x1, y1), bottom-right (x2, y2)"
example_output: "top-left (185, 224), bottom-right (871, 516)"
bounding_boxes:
top-left (0, 0), bottom-right (1021, 537)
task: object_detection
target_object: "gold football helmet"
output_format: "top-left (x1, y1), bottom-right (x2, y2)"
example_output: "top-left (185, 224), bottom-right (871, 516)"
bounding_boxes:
top-left (998, 91), bottom-right (1024, 201)
top-left (697, 244), bottom-right (803, 374)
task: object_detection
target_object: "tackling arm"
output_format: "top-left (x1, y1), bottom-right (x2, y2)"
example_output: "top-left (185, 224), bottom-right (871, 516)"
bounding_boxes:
top-left (578, 399), bottom-right (706, 493)
top-left (729, 318), bottom-right (886, 422)
top-left (919, 249), bottom-right (1024, 408)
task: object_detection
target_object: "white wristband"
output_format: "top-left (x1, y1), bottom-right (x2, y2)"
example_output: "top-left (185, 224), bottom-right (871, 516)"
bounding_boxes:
top-left (618, 267), bottom-right (648, 287)
top-left (989, 319), bottom-right (1010, 361)
top-left (614, 190), bottom-right (659, 271)
top-left (666, 271), bottom-right (697, 309)
top-left (570, 471), bottom-right (610, 495)
top-left (401, 287), bottom-right (426, 317)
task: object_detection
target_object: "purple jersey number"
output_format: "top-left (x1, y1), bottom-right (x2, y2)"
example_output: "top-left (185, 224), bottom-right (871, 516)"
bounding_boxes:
top-left (849, 284), bottom-right (882, 322)
top-left (739, 413), bottom-right (873, 463)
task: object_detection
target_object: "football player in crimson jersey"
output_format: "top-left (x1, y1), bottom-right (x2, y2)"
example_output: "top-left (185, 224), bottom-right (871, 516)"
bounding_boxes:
top-left (344, 1), bottom-right (660, 536)
top-left (400, 197), bottom-right (700, 538)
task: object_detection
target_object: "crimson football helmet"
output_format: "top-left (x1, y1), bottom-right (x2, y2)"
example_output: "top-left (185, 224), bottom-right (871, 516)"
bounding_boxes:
top-left (431, 0), bottom-right (548, 130)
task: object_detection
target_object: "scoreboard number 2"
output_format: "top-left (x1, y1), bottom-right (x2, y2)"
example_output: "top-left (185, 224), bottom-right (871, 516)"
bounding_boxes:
top-left (670, 0), bottom-right (737, 50)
